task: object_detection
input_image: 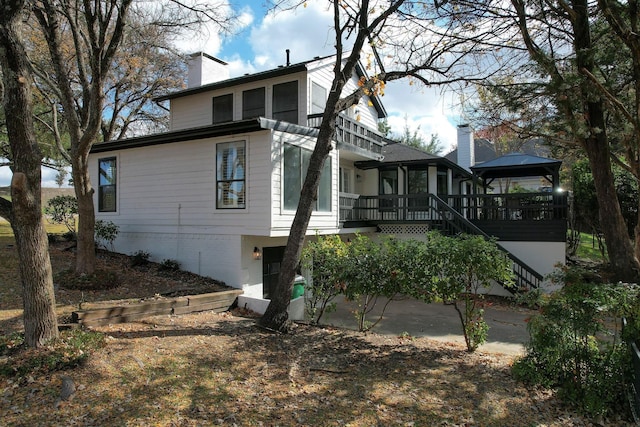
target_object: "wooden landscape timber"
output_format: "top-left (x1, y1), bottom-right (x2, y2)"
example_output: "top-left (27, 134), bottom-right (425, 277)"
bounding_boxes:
top-left (72, 289), bottom-right (243, 326)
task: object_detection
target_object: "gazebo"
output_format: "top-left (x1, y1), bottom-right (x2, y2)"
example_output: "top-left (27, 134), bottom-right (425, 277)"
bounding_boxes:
top-left (470, 153), bottom-right (563, 192)
top-left (466, 153), bottom-right (567, 242)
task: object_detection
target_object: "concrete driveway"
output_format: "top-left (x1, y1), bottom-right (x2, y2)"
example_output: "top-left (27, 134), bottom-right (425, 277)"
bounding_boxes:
top-left (320, 296), bottom-right (533, 355)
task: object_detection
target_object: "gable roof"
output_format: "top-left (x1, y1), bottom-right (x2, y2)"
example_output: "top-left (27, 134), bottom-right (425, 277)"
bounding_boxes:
top-left (155, 54), bottom-right (387, 119)
top-left (355, 142), bottom-right (473, 179)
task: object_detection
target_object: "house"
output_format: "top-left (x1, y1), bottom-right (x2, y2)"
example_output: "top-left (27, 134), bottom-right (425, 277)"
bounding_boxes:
top-left (89, 52), bottom-right (567, 316)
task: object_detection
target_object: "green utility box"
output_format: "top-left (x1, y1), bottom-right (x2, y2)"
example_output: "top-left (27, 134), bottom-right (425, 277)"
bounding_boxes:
top-left (291, 275), bottom-right (306, 299)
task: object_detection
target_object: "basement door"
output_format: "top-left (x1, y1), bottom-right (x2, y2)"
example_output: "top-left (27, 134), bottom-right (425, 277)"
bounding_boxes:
top-left (262, 246), bottom-right (286, 299)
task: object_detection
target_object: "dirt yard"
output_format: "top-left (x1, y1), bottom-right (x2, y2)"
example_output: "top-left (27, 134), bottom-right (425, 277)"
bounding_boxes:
top-left (0, 236), bottom-right (630, 426)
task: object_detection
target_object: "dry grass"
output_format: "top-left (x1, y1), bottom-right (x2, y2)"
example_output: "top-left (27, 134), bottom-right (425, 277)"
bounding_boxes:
top-left (0, 225), bottom-right (630, 426)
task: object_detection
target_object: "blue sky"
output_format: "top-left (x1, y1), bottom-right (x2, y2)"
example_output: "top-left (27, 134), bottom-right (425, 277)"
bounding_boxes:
top-left (181, 1), bottom-right (462, 146)
top-left (1, 0), bottom-right (462, 188)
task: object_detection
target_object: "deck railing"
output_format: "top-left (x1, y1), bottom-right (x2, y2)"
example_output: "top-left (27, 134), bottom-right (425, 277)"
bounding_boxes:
top-left (307, 113), bottom-right (389, 155)
top-left (448, 192), bottom-right (568, 221)
top-left (343, 192), bottom-right (568, 223)
top-left (339, 192), bottom-right (360, 221)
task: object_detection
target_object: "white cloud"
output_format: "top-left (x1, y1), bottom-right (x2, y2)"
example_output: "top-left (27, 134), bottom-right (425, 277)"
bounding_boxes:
top-left (170, 1), bottom-right (252, 56)
top-left (239, 1), bottom-right (463, 153)
top-left (248, 2), bottom-right (335, 69)
top-left (383, 80), bottom-right (462, 154)
top-left (0, 164), bottom-right (71, 188)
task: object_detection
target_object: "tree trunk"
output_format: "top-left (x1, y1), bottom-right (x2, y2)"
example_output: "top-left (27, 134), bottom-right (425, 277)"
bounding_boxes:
top-left (71, 153), bottom-right (96, 275)
top-left (573, 0), bottom-right (640, 281)
top-left (585, 136), bottom-right (639, 280)
top-left (0, 0), bottom-right (59, 347)
top-left (259, 107), bottom-right (339, 332)
top-left (11, 185), bottom-right (59, 347)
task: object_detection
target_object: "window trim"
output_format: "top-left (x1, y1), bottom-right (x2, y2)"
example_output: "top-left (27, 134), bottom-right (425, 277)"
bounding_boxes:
top-left (98, 156), bottom-right (117, 213)
top-left (216, 140), bottom-right (246, 210)
top-left (283, 143), bottom-right (332, 213)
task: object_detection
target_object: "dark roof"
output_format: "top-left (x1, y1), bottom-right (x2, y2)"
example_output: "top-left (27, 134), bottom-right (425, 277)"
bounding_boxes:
top-left (444, 138), bottom-right (496, 164)
top-left (155, 55), bottom-right (386, 119)
top-left (471, 153), bottom-right (562, 180)
top-left (355, 143), bottom-right (473, 179)
top-left (445, 138), bottom-right (550, 165)
top-left (155, 63), bottom-right (309, 102)
top-left (381, 142), bottom-right (441, 163)
top-left (90, 118), bottom-right (317, 154)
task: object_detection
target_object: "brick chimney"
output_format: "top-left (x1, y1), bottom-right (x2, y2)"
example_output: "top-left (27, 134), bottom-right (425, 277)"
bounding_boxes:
top-left (457, 124), bottom-right (475, 172)
top-left (187, 52), bottom-right (229, 88)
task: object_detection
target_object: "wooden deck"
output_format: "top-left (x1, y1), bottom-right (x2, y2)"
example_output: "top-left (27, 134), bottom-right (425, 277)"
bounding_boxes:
top-left (341, 192), bottom-right (568, 242)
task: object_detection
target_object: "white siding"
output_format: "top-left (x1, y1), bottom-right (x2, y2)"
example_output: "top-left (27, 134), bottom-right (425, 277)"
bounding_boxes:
top-left (90, 130), bottom-right (274, 235)
top-left (113, 231), bottom-right (244, 287)
top-left (169, 92), bottom-right (217, 131)
top-left (169, 71), bottom-right (308, 130)
top-left (307, 62), bottom-right (381, 129)
top-left (270, 130), bottom-right (340, 236)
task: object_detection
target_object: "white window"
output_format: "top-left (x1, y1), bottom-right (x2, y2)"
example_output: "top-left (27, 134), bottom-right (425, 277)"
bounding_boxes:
top-left (311, 81), bottom-right (326, 114)
top-left (339, 167), bottom-right (352, 193)
top-left (212, 94), bottom-right (233, 124)
top-left (216, 141), bottom-right (246, 209)
top-left (283, 143), bottom-right (331, 212)
top-left (242, 87), bottom-right (265, 119)
top-left (273, 81), bottom-right (298, 124)
top-left (98, 157), bottom-right (117, 212)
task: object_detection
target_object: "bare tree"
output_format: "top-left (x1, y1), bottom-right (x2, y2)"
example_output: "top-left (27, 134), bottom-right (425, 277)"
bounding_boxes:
top-left (0, 0), bottom-right (58, 347)
top-left (260, 0), bottom-right (511, 331)
top-left (24, 0), bottom-right (237, 275)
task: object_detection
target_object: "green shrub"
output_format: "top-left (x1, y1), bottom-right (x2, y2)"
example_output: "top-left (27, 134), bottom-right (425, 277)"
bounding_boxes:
top-left (45, 195), bottom-right (77, 234)
top-left (130, 250), bottom-right (151, 267)
top-left (159, 258), bottom-right (181, 271)
top-left (427, 232), bottom-right (513, 352)
top-left (301, 235), bottom-right (347, 324)
top-left (512, 268), bottom-right (637, 418)
top-left (94, 219), bottom-right (119, 250)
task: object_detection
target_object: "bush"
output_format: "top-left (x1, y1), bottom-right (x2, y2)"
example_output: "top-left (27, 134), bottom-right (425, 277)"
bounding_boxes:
top-left (159, 258), bottom-right (181, 271)
top-left (45, 195), bottom-right (77, 234)
top-left (427, 232), bottom-right (513, 352)
top-left (130, 250), bottom-right (151, 267)
top-left (94, 220), bottom-right (119, 250)
top-left (301, 235), bottom-right (347, 324)
top-left (300, 232), bottom-right (513, 340)
top-left (512, 267), bottom-right (637, 418)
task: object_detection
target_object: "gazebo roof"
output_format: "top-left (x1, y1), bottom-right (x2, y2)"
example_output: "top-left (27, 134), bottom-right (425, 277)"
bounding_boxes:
top-left (470, 153), bottom-right (562, 180)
